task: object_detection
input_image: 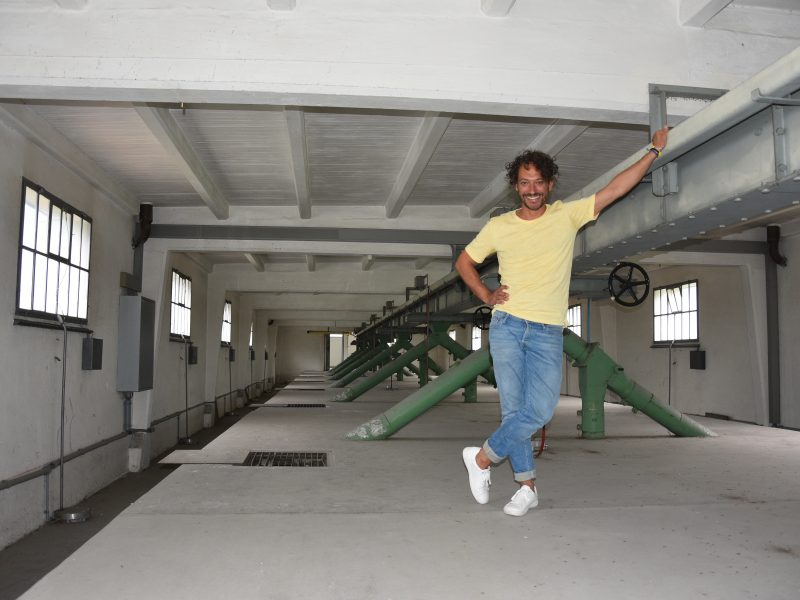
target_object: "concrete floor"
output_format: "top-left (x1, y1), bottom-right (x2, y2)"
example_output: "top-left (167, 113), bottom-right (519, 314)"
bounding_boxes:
top-left (9, 373), bottom-right (800, 600)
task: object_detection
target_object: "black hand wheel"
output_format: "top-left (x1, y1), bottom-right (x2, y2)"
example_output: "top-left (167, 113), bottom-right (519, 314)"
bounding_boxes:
top-left (608, 262), bottom-right (650, 307)
top-left (472, 306), bottom-right (493, 331)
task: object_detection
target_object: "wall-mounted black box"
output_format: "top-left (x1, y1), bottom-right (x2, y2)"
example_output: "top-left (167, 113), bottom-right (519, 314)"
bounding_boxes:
top-left (188, 344), bottom-right (198, 365)
top-left (82, 337), bottom-right (103, 370)
top-left (250, 349), bottom-right (255, 361)
top-left (690, 350), bottom-right (706, 370)
top-left (229, 347), bottom-right (236, 362)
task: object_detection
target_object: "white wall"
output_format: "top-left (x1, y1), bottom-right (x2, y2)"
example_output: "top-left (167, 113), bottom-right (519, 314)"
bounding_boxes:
top-left (0, 120), bottom-right (131, 549)
top-left (275, 326), bottom-right (325, 383)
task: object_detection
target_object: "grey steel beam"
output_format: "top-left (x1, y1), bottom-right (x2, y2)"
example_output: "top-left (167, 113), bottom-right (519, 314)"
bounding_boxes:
top-left (150, 224), bottom-right (476, 246)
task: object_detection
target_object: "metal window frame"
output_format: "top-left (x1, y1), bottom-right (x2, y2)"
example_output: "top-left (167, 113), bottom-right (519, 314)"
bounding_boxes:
top-left (567, 303), bottom-right (582, 338)
top-left (170, 268), bottom-right (192, 337)
top-left (15, 178), bottom-right (93, 325)
top-left (652, 279), bottom-right (699, 345)
top-left (221, 299), bottom-right (232, 345)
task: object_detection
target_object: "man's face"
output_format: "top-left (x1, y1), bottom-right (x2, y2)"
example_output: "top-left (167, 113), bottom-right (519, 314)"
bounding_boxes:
top-left (515, 164), bottom-right (555, 212)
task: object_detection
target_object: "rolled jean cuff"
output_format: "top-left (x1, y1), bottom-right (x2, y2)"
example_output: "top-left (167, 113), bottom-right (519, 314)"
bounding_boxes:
top-left (513, 469), bottom-right (536, 483)
top-left (483, 441), bottom-right (536, 482)
top-left (482, 440), bottom-right (502, 464)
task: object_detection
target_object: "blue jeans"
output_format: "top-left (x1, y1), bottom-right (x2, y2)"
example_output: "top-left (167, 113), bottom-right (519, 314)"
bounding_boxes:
top-left (484, 311), bottom-right (563, 482)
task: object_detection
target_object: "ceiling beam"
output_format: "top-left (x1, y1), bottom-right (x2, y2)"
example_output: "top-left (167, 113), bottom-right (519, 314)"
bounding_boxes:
top-left (0, 103), bottom-right (139, 215)
top-left (185, 252), bottom-right (213, 273)
top-left (385, 112), bottom-right (451, 218)
top-left (285, 107), bottom-right (311, 219)
top-left (266, 0), bottom-right (296, 10)
top-left (468, 122), bottom-right (587, 217)
top-left (54, 0), bottom-right (88, 8)
top-left (361, 254), bottom-right (375, 271)
top-left (244, 252), bottom-right (265, 272)
top-left (306, 254), bottom-right (316, 271)
top-left (679, 0), bottom-right (733, 27)
top-left (133, 104), bottom-right (229, 220)
top-left (480, 0), bottom-right (516, 18)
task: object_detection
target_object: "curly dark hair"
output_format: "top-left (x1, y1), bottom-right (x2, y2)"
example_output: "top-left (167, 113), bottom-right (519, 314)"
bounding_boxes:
top-left (505, 150), bottom-right (559, 186)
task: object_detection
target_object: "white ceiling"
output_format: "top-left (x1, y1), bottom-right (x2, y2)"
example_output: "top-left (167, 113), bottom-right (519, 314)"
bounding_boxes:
top-left (1, 0), bottom-right (799, 329)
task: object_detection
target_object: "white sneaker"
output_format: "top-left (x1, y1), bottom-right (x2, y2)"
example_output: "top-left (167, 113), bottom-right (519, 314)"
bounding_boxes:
top-left (503, 485), bottom-right (538, 516)
top-left (462, 447), bottom-right (490, 504)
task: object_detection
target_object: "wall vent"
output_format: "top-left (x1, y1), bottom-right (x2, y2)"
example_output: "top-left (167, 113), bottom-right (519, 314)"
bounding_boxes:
top-left (243, 451), bottom-right (328, 467)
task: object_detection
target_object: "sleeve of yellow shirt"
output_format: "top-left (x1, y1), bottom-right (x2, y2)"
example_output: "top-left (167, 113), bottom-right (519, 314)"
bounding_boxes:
top-left (464, 218), bottom-right (496, 264)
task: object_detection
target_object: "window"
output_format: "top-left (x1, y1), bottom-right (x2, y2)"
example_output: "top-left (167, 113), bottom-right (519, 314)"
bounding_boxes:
top-left (653, 280), bottom-right (698, 344)
top-left (566, 304), bottom-right (582, 337)
top-left (448, 330), bottom-right (457, 341)
top-left (471, 326), bottom-right (482, 351)
top-left (249, 322), bottom-right (254, 349)
top-left (221, 300), bottom-right (232, 344)
top-left (16, 180), bottom-right (92, 323)
top-left (170, 269), bottom-right (191, 338)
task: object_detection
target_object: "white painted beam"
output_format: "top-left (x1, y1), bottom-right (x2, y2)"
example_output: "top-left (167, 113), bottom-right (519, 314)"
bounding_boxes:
top-left (244, 252), bottom-right (265, 272)
top-left (266, 0), bottom-right (296, 10)
top-left (361, 254), bottom-right (375, 271)
top-left (386, 112), bottom-right (451, 218)
top-left (133, 104), bottom-right (229, 220)
top-left (285, 108), bottom-right (311, 219)
top-left (185, 252), bottom-right (213, 273)
top-left (0, 103), bottom-right (139, 215)
top-left (54, 0), bottom-right (88, 9)
top-left (679, 0), bottom-right (733, 27)
top-left (306, 254), bottom-right (316, 271)
top-left (469, 123), bottom-right (587, 217)
top-left (481, 0), bottom-right (516, 18)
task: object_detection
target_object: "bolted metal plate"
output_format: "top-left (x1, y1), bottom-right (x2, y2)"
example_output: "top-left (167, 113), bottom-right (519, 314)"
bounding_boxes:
top-left (242, 451), bottom-right (328, 467)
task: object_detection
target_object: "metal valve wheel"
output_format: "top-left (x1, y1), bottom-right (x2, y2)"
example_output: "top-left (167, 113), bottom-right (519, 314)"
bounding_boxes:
top-left (472, 306), bottom-right (493, 330)
top-left (608, 262), bottom-right (650, 307)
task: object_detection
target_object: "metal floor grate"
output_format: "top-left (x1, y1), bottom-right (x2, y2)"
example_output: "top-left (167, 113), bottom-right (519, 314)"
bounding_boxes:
top-left (283, 403), bottom-right (326, 408)
top-left (242, 451), bottom-right (328, 467)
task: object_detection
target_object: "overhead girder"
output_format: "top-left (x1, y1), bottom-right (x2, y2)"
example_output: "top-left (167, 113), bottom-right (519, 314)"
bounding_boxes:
top-left (357, 48), bottom-right (800, 336)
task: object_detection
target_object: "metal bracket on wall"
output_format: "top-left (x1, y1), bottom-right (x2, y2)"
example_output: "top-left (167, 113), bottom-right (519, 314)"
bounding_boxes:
top-left (648, 83), bottom-right (728, 198)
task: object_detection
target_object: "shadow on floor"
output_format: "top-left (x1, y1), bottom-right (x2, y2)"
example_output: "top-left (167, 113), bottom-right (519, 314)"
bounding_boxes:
top-left (0, 393), bottom-right (274, 600)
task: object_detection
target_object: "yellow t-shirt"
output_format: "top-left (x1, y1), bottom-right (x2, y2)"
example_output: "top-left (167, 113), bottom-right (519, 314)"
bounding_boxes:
top-left (464, 195), bottom-right (596, 326)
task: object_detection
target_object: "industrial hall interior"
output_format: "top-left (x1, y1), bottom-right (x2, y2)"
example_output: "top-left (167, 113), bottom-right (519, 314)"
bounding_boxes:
top-left (1, 1), bottom-right (800, 599)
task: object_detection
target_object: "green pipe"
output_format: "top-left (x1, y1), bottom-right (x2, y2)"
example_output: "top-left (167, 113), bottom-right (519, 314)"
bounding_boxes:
top-left (436, 334), bottom-right (496, 387)
top-left (330, 346), bottom-right (378, 378)
top-left (562, 330), bottom-right (715, 438)
top-left (346, 348), bottom-right (492, 440)
top-left (330, 345), bottom-right (393, 388)
top-left (333, 338), bottom-right (434, 402)
top-left (330, 347), bottom-right (370, 377)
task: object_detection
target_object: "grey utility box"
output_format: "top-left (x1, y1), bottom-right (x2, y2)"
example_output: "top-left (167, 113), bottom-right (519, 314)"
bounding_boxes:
top-left (117, 295), bottom-right (155, 392)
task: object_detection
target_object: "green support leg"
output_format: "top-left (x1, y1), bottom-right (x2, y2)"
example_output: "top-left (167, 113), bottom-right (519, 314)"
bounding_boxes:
top-left (330, 345), bottom-right (393, 388)
top-left (462, 380), bottom-right (478, 403)
top-left (333, 338), bottom-right (438, 402)
top-left (562, 330), bottom-right (715, 438)
top-left (329, 346), bottom-right (368, 377)
top-left (346, 348), bottom-right (492, 440)
top-left (331, 345), bottom-right (383, 380)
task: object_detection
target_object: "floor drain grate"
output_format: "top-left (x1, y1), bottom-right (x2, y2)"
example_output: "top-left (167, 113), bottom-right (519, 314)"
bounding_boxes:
top-left (243, 451), bottom-right (328, 467)
top-left (283, 403), bottom-right (326, 408)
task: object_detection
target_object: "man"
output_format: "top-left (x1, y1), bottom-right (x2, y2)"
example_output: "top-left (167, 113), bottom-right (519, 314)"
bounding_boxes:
top-left (455, 126), bottom-right (669, 516)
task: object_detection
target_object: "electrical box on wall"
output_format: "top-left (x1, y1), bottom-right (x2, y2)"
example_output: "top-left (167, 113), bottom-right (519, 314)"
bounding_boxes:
top-left (82, 337), bottom-right (103, 370)
top-left (229, 347), bottom-right (236, 362)
top-left (117, 295), bottom-right (155, 391)
top-left (188, 344), bottom-right (198, 365)
top-left (250, 348), bottom-right (255, 361)
top-left (690, 350), bottom-right (706, 370)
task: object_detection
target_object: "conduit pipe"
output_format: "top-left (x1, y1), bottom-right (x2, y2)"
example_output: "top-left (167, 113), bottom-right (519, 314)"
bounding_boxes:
top-left (562, 330), bottom-right (715, 438)
top-left (346, 348), bottom-right (492, 440)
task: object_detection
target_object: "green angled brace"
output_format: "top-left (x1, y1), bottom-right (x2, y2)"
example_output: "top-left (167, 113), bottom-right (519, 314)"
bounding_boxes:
top-left (332, 336), bottom-right (441, 402)
top-left (330, 344), bottom-right (383, 379)
top-left (562, 330), bottom-right (715, 438)
top-left (346, 348), bottom-right (492, 440)
top-left (330, 345), bottom-right (393, 388)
